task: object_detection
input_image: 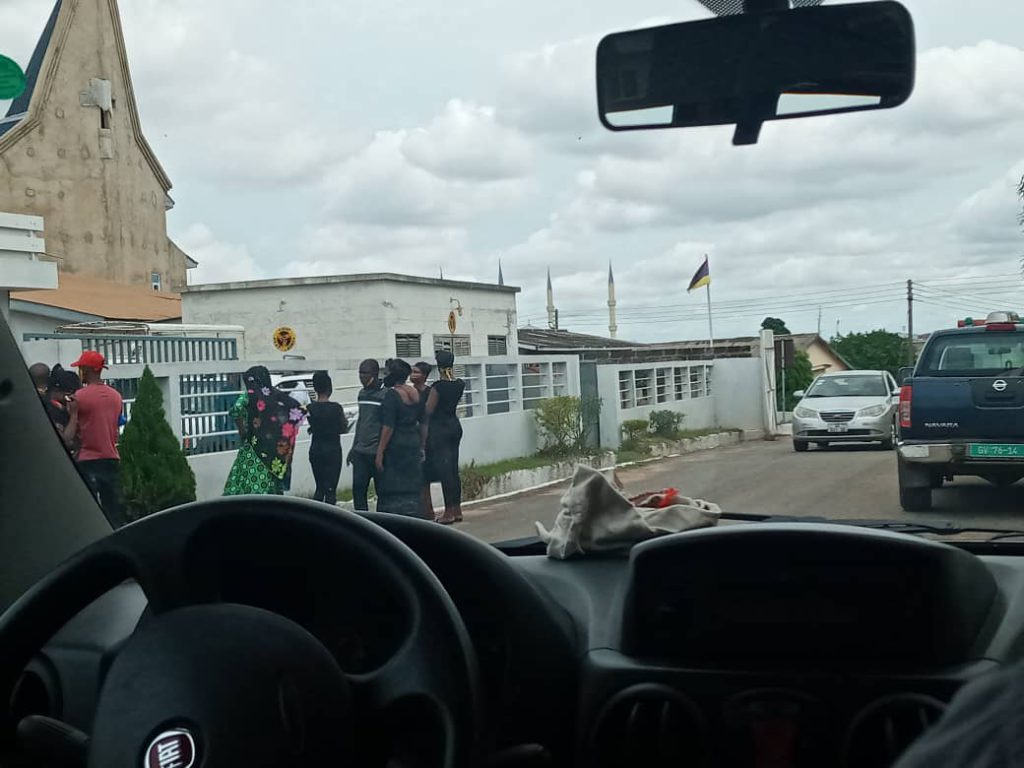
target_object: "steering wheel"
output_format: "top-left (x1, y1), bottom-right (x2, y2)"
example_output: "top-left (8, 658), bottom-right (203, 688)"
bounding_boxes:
top-left (0, 497), bottom-right (481, 767)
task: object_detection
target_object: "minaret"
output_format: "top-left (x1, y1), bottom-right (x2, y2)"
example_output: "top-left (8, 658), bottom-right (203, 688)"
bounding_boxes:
top-left (546, 268), bottom-right (557, 329)
top-left (608, 262), bottom-right (618, 339)
top-left (498, 259), bottom-right (505, 286)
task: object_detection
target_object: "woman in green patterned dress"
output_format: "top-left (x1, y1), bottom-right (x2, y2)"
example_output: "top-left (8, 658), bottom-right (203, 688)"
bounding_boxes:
top-left (224, 366), bottom-right (305, 495)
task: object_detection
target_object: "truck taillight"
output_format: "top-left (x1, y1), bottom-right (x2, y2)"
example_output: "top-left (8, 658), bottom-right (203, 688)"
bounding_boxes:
top-left (899, 385), bottom-right (912, 428)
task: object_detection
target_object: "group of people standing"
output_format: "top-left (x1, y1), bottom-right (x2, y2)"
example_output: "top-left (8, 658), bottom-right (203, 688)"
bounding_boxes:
top-left (223, 350), bottom-right (466, 523)
top-left (33, 350), bottom-right (127, 527)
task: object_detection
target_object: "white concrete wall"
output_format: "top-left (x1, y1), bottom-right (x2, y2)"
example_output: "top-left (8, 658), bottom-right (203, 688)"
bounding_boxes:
top-left (183, 277), bottom-right (518, 363)
top-left (595, 362), bottom-right (717, 449)
top-left (711, 358), bottom-right (767, 431)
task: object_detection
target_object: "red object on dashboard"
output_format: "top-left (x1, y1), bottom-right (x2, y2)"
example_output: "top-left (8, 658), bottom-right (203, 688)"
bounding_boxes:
top-left (629, 488), bottom-right (681, 508)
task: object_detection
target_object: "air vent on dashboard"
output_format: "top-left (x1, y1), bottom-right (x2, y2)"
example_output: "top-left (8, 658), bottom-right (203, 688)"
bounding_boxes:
top-left (843, 693), bottom-right (946, 768)
top-left (591, 684), bottom-right (707, 768)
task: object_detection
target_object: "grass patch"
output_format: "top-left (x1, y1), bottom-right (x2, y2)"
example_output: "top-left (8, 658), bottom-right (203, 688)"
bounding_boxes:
top-left (616, 427), bottom-right (741, 462)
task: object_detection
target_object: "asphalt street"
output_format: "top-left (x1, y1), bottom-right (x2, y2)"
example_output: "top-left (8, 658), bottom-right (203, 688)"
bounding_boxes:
top-left (455, 438), bottom-right (1024, 543)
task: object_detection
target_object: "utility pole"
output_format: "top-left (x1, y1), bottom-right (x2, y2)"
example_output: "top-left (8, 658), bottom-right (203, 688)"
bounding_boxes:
top-left (817, 305), bottom-right (822, 336)
top-left (906, 279), bottom-right (914, 365)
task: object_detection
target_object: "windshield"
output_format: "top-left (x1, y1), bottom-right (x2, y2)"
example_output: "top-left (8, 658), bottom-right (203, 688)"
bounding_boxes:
top-left (918, 333), bottom-right (1024, 376)
top-left (805, 375), bottom-right (888, 398)
top-left (4, 0), bottom-right (1024, 548)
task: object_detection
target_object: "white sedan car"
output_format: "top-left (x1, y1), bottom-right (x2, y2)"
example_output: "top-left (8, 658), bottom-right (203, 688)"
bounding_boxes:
top-left (791, 370), bottom-right (901, 452)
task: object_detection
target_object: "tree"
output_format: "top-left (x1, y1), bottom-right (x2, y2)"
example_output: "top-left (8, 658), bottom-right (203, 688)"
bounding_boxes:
top-left (761, 317), bottom-right (791, 335)
top-left (120, 366), bottom-right (196, 521)
top-left (778, 350), bottom-right (813, 411)
top-left (831, 330), bottom-right (908, 378)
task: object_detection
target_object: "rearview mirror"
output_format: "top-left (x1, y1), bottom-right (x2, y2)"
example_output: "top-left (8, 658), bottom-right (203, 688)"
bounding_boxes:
top-left (897, 366), bottom-right (914, 384)
top-left (596, 1), bottom-right (915, 145)
top-left (792, 390), bottom-right (805, 400)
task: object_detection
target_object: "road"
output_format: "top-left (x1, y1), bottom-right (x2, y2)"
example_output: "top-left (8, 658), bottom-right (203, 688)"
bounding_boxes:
top-left (456, 438), bottom-right (1024, 542)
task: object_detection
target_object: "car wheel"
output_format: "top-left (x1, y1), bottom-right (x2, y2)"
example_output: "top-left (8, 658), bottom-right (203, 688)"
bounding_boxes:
top-left (880, 423), bottom-right (896, 451)
top-left (929, 472), bottom-right (944, 489)
top-left (793, 440), bottom-right (809, 452)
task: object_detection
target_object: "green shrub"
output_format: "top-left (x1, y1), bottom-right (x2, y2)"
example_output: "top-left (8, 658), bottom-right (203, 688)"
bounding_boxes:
top-left (120, 366), bottom-right (197, 521)
top-left (460, 460), bottom-right (488, 501)
top-left (620, 419), bottom-right (650, 446)
top-left (649, 409), bottom-right (685, 438)
top-left (533, 396), bottom-right (601, 457)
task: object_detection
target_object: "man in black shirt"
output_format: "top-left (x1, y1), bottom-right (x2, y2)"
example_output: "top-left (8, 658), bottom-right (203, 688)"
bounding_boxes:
top-left (347, 359), bottom-right (386, 511)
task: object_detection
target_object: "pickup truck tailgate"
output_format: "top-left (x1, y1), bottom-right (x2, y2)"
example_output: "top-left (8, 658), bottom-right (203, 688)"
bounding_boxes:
top-left (906, 375), bottom-right (1024, 440)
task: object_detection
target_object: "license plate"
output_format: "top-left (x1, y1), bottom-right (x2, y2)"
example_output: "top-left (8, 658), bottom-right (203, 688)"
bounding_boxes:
top-left (968, 443), bottom-right (1024, 459)
top-left (827, 424), bottom-right (848, 434)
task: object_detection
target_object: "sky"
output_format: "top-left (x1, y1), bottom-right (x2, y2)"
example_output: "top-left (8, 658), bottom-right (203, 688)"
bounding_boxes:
top-left (3, 0), bottom-right (1024, 342)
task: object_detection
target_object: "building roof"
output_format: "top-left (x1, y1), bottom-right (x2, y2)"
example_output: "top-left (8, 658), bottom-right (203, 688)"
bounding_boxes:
top-left (518, 327), bottom-right (640, 351)
top-left (0, 0), bottom-right (62, 139)
top-left (11, 272), bottom-right (182, 321)
top-left (184, 272), bottom-right (520, 294)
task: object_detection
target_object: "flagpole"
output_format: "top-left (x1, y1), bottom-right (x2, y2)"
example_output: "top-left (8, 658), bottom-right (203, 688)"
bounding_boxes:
top-left (705, 280), bottom-right (715, 359)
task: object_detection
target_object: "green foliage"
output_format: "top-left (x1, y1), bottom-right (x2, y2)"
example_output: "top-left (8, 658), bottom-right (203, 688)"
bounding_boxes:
top-left (649, 409), bottom-right (685, 438)
top-left (778, 350), bottom-right (814, 411)
top-left (459, 460), bottom-right (488, 501)
top-left (619, 418), bottom-right (650, 451)
top-left (761, 317), bottom-right (792, 335)
top-left (533, 395), bottom-right (601, 457)
top-left (831, 329), bottom-right (908, 378)
top-left (120, 366), bottom-right (196, 521)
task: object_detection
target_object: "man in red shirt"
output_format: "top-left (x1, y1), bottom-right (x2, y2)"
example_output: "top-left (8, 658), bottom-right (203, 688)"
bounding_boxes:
top-left (71, 350), bottom-right (126, 528)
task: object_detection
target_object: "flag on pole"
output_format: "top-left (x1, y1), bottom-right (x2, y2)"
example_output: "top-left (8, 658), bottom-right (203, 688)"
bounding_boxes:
top-left (687, 255), bottom-right (711, 292)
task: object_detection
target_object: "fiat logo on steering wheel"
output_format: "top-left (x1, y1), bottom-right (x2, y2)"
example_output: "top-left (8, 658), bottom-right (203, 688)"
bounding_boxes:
top-left (143, 728), bottom-right (197, 768)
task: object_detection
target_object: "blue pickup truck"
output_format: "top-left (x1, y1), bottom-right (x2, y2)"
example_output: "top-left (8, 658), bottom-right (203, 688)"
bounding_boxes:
top-left (897, 311), bottom-right (1024, 511)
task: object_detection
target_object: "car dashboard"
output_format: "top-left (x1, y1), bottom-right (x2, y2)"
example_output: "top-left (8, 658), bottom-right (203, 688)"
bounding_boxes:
top-left (12, 518), bottom-right (1024, 768)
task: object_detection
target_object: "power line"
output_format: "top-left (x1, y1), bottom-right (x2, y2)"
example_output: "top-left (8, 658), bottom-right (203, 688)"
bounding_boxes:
top-left (526, 287), bottom-right (905, 324)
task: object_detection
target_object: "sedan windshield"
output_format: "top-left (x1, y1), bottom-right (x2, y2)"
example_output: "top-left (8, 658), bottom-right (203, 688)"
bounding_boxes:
top-left (805, 376), bottom-right (887, 398)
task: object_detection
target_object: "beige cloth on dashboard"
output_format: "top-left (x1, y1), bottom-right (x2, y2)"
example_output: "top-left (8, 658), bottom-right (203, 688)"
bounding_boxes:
top-left (534, 464), bottom-right (720, 559)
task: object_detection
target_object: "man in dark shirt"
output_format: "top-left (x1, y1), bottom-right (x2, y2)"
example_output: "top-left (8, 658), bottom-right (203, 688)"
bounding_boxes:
top-left (347, 359), bottom-right (386, 511)
top-left (29, 362), bottom-right (50, 398)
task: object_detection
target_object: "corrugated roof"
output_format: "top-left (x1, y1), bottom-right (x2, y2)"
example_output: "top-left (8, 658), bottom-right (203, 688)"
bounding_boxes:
top-left (0, 0), bottom-right (62, 138)
top-left (11, 272), bottom-right (182, 321)
top-left (518, 327), bottom-right (641, 350)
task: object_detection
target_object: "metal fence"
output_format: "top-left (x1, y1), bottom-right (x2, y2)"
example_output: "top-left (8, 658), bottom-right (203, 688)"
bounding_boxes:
top-left (23, 333), bottom-right (239, 364)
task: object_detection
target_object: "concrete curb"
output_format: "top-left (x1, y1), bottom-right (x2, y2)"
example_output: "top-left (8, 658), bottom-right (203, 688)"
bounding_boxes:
top-left (462, 430), bottom-right (745, 508)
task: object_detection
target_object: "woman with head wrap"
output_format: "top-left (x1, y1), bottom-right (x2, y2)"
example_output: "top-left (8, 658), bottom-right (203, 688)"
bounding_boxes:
top-left (224, 366), bottom-right (305, 496)
top-left (425, 349), bottom-right (467, 524)
top-left (306, 370), bottom-right (348, 505)
top-left (45, 364), bottom-right (82, 458)
top-left (375, 359), bottom-right (428, 517)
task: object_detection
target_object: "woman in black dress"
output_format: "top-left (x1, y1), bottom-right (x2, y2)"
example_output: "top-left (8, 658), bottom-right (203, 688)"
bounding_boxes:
top-left (306, 370), bottom-right (348, 505)
top-left (425, 350), bottom-right (466, 524)
top-left (375, 359), bottom-right (428, 517)
top-left (411, 361), bottom-right (435, 516)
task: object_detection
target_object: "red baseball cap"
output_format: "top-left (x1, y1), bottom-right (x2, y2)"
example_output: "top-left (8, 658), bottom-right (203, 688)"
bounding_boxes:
top-left (70, 350), bottom-right (108, 371)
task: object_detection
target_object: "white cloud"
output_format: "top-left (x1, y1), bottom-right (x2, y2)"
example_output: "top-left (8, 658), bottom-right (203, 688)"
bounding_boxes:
top-left (320, 128), bottom-right (531, 227)
top-left (283, 223), bottom-right (471, 277)
top-left (400, 99), bottom-right (532, 181)
top-left (177, 223), bottom-right (265, 285)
